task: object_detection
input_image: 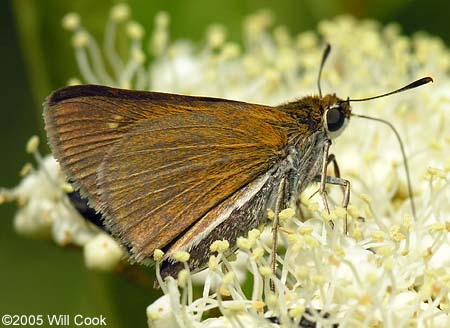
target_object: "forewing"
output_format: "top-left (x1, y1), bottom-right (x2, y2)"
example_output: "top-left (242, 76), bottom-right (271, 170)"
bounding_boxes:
top-left (96, 106), bottom-right (294, 261)
top-left (44, 84), bottom-right (253, 207)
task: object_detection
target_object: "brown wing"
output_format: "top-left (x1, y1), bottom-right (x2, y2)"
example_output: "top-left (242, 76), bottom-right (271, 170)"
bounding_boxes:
top-left (44, 84), bottom-right (298, 262)
top-left (96, 106), bottom-right (296, 261)
top-left (44, 84), bottom-right (260, 207)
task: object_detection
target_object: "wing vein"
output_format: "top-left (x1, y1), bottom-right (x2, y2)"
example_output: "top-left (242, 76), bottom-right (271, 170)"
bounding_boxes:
top-left (108, 151), bottom-right (220, 191)
top-left (112, 143), bottom-right (261, 157)
top-left (119, 157), bottom-right (269, 235)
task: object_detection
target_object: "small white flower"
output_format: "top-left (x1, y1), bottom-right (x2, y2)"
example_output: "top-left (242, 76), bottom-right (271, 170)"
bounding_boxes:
top-left (146, 295), bottom-right (175, 328)
top-left (83, 233), bottom-right (124, 271)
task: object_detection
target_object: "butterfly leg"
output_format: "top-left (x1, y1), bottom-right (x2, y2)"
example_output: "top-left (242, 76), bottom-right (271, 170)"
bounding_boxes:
top-left (320, 176), bottom-right (350, 234)
top-left (318, 139), bottom-right (332, 215)
top-left (324, 153), bottom-right (351, 233)
top-left (327, 154), bottom-right (341, 183)
top-left (271, 176), bottom-right (286, 292)
top-left (298, 154), bottom-right (340, 220)
top-left (309, 152), bottom-right (342, 200)
top-left (314, 140), bottom-right (351, 233)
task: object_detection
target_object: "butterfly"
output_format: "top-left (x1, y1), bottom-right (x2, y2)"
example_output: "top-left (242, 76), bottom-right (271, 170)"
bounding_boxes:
top-left (44, 45), bottom-right (431, 277)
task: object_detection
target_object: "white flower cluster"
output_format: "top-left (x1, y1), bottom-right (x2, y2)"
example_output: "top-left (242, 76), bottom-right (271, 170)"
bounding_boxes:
top-left (0, 137), bottom-right (124, 271)
top-left (2, 3), bottom-right (450, 327)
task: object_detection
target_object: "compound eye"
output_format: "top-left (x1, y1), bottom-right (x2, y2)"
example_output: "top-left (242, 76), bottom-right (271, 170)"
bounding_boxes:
top-left (326, 107), bottom-right (346, 132)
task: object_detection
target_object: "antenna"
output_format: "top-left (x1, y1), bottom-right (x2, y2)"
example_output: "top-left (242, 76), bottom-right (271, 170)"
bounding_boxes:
top-left (348, 77), bottom-right (433, 102)
top-left (351, 114), bottom-right (417, 221)
top-left (348, 76), bottom-right (433, 221)
top-left (317, 43), bottom-right (331, 98)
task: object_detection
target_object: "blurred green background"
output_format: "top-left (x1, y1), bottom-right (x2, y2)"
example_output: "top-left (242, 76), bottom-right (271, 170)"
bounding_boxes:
top-left (1, 0), bottom-right (449, 327)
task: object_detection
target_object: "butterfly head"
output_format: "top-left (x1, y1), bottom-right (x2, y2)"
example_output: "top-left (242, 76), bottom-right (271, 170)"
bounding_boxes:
top-left (321, 94), bottom-right (351, 139)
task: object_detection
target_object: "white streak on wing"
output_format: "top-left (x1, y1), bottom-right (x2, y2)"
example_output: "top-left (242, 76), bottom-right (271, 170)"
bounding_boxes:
top-left (181, 171), bottom-right (272, 254)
